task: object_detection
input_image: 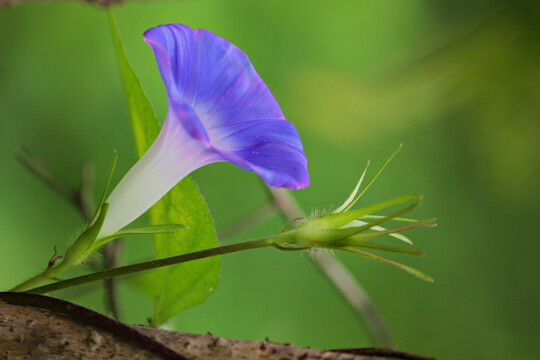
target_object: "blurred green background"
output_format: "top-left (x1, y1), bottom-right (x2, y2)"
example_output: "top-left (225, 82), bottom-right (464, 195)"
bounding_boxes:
top-left (1, 1), bottom-right (539, 359)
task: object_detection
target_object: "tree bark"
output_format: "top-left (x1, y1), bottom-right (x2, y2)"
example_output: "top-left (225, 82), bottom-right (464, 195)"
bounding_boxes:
top-left (0, 299), bottom-right (434, 360)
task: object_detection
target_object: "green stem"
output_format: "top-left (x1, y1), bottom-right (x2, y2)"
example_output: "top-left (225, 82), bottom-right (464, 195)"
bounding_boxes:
top-left (10, 260), bottom-right (72, 292)
top-left (26, 237), bottom-right (276, 295)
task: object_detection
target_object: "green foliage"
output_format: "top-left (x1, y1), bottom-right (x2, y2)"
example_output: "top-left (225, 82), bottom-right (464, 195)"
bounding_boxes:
top-left (109, 12), bottom-right (220, 326)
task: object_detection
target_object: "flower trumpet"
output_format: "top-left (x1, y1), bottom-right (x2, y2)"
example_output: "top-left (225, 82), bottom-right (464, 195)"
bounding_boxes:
top-left (98, 24), bottom-right (309, 239)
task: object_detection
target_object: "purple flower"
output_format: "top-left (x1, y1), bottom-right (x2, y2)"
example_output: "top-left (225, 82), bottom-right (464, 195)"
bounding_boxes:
top-left (98, 24), bottom-right (309, 238)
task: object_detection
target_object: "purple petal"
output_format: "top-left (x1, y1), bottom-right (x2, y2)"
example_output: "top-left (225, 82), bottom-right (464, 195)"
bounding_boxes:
top-left (144, 24), bottom-right (309, 189)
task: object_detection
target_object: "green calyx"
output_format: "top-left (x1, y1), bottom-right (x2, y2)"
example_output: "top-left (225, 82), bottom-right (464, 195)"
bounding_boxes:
top-left (64, 203), bottom-right (110, 266)
top-left (18, 150), bottom-right (185, 290)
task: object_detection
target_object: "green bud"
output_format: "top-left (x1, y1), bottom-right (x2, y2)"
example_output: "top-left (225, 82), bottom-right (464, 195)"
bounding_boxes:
top-left (268, 145), bottom-right (435, 282)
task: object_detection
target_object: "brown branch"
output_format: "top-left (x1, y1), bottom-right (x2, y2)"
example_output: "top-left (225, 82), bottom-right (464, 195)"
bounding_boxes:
top-left (0, 293), bottom-right (436, 360)
top-left (0, 292), bottom-right (185, 360)
top-left (336, 348), bottom-right (436, 360)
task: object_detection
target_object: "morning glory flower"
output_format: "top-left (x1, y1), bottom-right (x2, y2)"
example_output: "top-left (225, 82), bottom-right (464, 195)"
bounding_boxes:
top-left (97, 24), bottom-right (309, 238)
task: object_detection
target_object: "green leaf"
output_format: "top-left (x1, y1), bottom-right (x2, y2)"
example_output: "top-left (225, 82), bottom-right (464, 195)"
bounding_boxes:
top-left (109, 12), bottom-right (220, 326)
